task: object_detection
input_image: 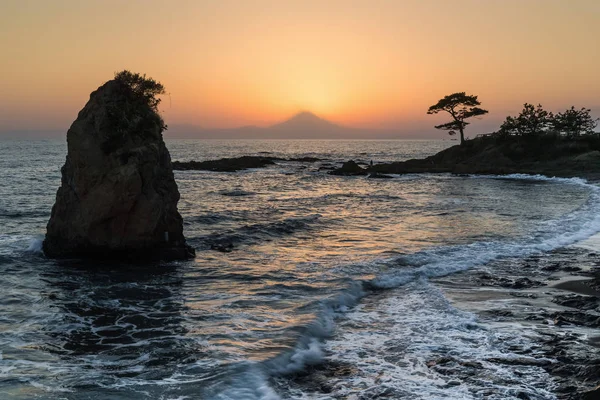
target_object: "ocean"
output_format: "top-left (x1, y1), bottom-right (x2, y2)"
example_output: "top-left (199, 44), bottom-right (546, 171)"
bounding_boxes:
top-left (1, 139), bottom-right (599, 399)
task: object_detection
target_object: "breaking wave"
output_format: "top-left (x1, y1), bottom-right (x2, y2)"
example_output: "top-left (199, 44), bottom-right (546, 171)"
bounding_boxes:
top-left (249, 174), bottom-right (600, 398)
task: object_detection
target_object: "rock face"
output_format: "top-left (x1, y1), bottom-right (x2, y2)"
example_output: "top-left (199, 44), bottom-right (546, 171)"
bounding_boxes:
top-left (43, 79), bottom-right (194, 261)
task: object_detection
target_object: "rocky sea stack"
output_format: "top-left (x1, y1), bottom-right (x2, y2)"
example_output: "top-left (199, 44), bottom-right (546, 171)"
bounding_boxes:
top-left (44, 71), bottom-right (194, 261)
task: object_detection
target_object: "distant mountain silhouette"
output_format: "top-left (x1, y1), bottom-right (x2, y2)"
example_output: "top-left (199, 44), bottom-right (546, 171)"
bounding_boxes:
top-left (167, 112), bottom-right (434, 139)
top-left (169, 111), bottom-right (356, 139)
top-left (268, 111), bottom-right (346, 135)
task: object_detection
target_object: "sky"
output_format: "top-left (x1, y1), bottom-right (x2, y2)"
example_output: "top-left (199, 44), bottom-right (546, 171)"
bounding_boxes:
top-left (1, 0), bottom-right (599, 138)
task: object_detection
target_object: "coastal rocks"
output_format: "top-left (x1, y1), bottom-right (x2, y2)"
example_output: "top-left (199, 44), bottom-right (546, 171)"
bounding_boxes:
top-left (288, 156), bottom-right (321, 162)
top-left (172, 156), bottom-right (276, 172)
top-left (210, 240), bottom-right (234, 253)
top-left (281, 360), bottom-right (359, 395)
top-left (436, 248), bottom-right (600, 398)
top-left (172, 155), bottom-right (323, 172)
top-left (476, 273), bottom-right (545, 289)
top-left (552, 293), bottom-right (600, 311)
top-left (582, 386), bottom-right (600, 400)
top-left (328, 160), bottom-right (368, 176)
top-left (44, 76), bottom-right (194, 261)
top-left (368, 172), bottom-right (394, 179)
top-left (370, 135), bottom-right (600, 180)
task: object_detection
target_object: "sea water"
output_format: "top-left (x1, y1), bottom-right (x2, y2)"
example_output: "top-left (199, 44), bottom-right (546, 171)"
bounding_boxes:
top-left (0, 139), bottom-right (598, 399)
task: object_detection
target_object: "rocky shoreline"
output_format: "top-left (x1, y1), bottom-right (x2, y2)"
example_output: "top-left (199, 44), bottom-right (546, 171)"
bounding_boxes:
top-left (171, 135), bottom-right (600, 182)
top-left (170, 140), bottom-right (600, 398)
top-left (367, 135), bottom-right (600, 182)
top-left (436, 247), bottom-right (600, 399)
top-left (274, 247), bottom-right (600, 399)
top-left (172, 156), bottom-right (321, 172)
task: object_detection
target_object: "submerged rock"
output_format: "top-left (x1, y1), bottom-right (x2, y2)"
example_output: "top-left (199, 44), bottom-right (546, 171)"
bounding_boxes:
top-left (210, 241), bottom-right (234, 253)
top-left (44, 74), bottom-right (194, 261)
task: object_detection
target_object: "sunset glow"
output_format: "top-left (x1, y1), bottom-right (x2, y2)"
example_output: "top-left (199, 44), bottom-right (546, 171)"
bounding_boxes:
top-left (2, 0), bottom-right (599, 136)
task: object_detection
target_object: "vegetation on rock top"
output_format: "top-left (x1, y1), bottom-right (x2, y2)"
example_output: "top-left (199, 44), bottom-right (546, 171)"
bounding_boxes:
top-left (103, 71), bottom-right (167, 150)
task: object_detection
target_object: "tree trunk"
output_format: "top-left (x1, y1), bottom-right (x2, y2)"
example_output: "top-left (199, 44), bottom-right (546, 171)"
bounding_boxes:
top-left (459, 126), bottom-right (465, 146)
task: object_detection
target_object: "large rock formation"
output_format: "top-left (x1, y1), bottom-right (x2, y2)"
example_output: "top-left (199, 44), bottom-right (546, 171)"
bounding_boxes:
top-left (44, 76), bottom-right (194, 261)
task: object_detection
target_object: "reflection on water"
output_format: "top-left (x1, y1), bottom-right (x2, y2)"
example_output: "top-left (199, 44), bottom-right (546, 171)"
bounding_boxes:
top-left (0, 140), bottom-right (597, 398)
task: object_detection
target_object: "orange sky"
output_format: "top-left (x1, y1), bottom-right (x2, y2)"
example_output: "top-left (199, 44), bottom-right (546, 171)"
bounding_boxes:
top-left (1, 0), bottom-right (599, 137)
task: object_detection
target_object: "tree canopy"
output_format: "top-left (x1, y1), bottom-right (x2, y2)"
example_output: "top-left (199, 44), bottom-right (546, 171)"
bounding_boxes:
top-left (552, 106), bottom-right (598, 137)
top-left (499, 103), bottom-right (552, 137)
top-left (108, 70), bottom-right (168, 135)
top-left (427, 92), bottom-right (488, 145)
top-left (498, 104), bottom-right (598, 138)
top-left (114, 70), bottom-right (165, 112)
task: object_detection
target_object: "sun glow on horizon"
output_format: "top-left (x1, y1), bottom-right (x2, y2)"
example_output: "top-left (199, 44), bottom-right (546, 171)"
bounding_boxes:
top-left (1, 0), bottom-right (599, 136)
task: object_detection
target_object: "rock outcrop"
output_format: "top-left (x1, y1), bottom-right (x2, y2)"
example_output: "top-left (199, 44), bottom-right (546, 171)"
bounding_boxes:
top-left (44, 77), bottom-right (194, 261)
top-left (172, 155), bottom-right (322, 172)
top-left (328, 160), bottom-right (368, 176)
top-left (172, 156), bottom-right (276, 172)
top-left (369, 135), bottom-right (600, 181)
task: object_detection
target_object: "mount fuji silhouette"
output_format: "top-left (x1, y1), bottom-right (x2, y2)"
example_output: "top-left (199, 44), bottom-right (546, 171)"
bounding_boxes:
top-left (268, 111), bottom-right (342, 132)
top-left (170, 111), bottom-right (363, 139)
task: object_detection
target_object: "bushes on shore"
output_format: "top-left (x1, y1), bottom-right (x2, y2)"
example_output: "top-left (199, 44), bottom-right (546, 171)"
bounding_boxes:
top-left (498, 103), bottom-right (598, 138)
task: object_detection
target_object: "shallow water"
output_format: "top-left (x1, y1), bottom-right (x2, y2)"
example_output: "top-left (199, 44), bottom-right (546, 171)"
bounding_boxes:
top-left (0, 139), bottom-right (599, 399)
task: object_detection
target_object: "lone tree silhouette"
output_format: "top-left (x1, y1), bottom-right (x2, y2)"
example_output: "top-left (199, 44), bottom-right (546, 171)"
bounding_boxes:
top-left (427, 92), bottom-right (488, 145)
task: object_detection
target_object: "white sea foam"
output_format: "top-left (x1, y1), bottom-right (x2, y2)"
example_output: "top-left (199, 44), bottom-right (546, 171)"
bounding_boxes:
top-left (208, 368), bottom-right (281, 400)
top-left (26, 237), bottom-right (44, 253)
top-left (271, 174), bottom-right (600, 398)
top-left (372, 174), bottom-right (600, 288)
top-left (318, 279), bottom-right (557, 399)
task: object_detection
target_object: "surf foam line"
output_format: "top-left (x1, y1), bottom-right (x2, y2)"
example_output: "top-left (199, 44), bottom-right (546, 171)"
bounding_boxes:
top-left (373, 174), bottom-right (600, 288)
top-left (254, 174), bottom-right (600, 398)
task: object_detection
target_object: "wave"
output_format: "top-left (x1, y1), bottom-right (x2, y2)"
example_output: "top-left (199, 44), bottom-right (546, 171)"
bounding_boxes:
top-left (26, 238), bottom-right (44, 254)
top-left (263, 281), bottom-right (364, 376)
top-left (5, 174), bottom-right (599, 399)
top-left (218, 189), bottom-right (256, 197)
top-left (185, 212), bottom-right (233, 226)
top-left (248, 174), bottom-right (600, 398)
top-left (192, 214), bottom-right (322, 250)
top-left (372, 175), bottom-right (600, 288)
top-left (0, 234), bottom-right (45, 258)
top-left (0, 208), bottom-right (49, 219)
